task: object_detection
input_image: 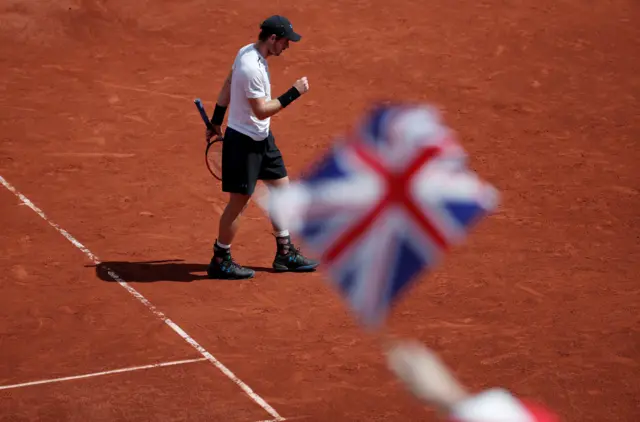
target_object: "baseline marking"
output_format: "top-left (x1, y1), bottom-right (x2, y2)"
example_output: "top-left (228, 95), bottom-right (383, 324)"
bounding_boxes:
top-left (0, 175), bottom-right (285, 422)
top-left (0, 358), bottom-right (206, 391)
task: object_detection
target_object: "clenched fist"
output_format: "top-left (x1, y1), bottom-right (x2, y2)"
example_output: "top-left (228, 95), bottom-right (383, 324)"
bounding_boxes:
top-left (293, 76), bottom-right (309, 95)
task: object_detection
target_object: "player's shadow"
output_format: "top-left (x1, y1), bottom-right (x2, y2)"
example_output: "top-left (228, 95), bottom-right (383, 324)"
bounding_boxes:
top-left (89, 259), bottom-right (276, 283)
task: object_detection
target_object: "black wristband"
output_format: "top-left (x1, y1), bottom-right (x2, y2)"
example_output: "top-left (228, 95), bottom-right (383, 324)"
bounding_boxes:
top-left (277, 86), bottom-right (301, 109)
top-left (210, 104), bottom-right (227, 126)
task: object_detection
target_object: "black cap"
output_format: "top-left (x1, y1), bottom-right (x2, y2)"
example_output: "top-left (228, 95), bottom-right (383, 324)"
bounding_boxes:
top-left (260, 15), bottom-right (301, 42)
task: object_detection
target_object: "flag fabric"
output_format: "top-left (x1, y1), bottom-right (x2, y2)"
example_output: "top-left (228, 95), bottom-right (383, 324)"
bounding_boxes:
top-left (259, 103), bottom-right (499, 327)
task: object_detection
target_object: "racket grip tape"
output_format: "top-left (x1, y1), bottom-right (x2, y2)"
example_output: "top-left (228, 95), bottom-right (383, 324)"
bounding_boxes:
top-left (194, 98), bottom-right (214, 130)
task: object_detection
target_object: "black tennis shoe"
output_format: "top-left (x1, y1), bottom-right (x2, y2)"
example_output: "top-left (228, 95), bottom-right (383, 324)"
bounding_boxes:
top-left (207, 244), bottom-right (255, 280)
top-left (272, 244), bottom-right (319, 272)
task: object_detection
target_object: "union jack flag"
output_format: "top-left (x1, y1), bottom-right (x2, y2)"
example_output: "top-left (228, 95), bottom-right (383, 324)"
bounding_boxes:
top-left (261, 103), bottom-right (499, 327)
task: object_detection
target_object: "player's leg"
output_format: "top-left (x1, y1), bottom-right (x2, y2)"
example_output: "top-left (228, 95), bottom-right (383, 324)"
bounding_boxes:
top-left (207, 128), bottom-right (261, 280)
top-left (263, 174), bottom-right (290, 234)
top-left (259, 132), bottom-right (319, 272)
top-left (217, 193), bottom-right (250, 246)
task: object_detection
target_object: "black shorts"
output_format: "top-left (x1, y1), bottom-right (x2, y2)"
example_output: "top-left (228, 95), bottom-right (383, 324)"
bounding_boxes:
top-left (221, 126), bottom-right (288, 195)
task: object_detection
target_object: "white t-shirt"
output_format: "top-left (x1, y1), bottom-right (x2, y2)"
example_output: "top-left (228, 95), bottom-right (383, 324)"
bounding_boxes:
top-left (227, 43), bottom-right (271, 141)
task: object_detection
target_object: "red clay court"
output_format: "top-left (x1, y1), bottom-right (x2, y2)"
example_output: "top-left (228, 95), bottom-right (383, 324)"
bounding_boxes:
top-left (1, 1), bottom-right (638, 421)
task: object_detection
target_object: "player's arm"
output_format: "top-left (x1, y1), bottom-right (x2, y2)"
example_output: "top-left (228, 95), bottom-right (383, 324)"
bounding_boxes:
top-left (248, 77), bottom-right (310, 121)
top-left (216, 70), bottom-right (233, 108)
top-left (207, 70), bottom-right (233, 140)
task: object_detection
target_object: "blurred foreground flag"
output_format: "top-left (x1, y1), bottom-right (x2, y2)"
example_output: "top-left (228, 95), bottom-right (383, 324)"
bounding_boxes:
top-left (259, 103), bottom-right (500, 327)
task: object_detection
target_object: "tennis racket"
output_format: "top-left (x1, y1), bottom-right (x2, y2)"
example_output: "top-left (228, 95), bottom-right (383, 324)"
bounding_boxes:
top-left (194, 98), bottom-right (223, 181)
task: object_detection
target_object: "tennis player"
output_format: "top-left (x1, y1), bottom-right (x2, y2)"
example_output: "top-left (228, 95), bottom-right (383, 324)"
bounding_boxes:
top-left (205, 15), bottom-right (319, 279)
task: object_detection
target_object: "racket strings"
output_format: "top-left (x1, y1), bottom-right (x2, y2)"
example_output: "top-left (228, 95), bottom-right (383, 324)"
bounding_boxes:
top-left (206, 139), bottom-right (223, 180)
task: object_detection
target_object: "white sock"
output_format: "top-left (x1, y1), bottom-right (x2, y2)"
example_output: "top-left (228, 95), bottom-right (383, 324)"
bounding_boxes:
top-left (274, 230), bottom-right (289, 238)
top-left (216, 240), bottom-right (231, 249)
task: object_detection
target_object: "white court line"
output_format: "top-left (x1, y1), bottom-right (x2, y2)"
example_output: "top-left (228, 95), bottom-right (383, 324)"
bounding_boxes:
top-left (0, 175), bottom-right (285, 422)
top-left (97, 81), bottom-right (193, 101)
top-left (0, 358), bottom-right (206, 391)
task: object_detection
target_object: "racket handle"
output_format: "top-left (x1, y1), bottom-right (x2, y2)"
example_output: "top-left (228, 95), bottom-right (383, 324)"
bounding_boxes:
top-left (194, 98), bottom-right (214, 130)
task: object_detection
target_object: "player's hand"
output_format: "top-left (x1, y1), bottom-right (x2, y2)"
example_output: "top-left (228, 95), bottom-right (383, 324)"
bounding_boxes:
top-left (206, 125), bottom-right (222, 142)
top-left (293, 77), bottom-right (309, 95)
